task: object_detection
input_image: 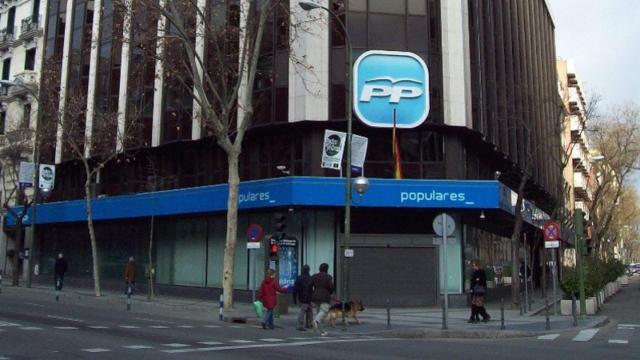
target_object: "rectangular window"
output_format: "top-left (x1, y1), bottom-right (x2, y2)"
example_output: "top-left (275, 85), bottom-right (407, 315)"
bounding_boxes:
top-left (7, 7), bottom-right (16, 34)
top-left (2, 58), bottom-right (11, 80)
top-left (0, 112), bottom-right (5, 134)
top-left (25, 48), bottom-right (36, 70)
top-left (23, 104), bottom-right (32, 129)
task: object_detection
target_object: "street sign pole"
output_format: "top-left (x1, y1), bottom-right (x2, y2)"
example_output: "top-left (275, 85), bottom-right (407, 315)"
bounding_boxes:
top-left (442, 214), bottom-right (448, 330)
top-left (552, 248), bottom-right (558, 316)
top-left (543, 221), bottom-right (561, 317)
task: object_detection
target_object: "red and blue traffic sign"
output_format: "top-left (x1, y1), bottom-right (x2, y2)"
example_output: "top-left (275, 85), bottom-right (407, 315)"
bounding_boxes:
top-left (543, 221), bottom-right (560, 241)
top-left (246, 223), bottom-right (264, 242)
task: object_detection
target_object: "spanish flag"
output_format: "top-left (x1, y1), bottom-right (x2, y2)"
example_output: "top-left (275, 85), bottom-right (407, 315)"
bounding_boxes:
top-left (392, 110), bottom-right (402, 179)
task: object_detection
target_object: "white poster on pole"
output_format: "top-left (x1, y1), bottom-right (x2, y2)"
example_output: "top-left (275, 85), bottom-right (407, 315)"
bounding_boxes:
top-left (321, 130), bottom-right (346, 170)
top-left (19, 161), bottom-right (34, 187)
top-left (39, 164), bottom-right (56, 190)
top-left (351, 134), bottom-right (368, 173)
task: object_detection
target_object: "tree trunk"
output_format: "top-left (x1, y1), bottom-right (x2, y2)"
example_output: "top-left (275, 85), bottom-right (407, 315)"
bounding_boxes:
top-left (223, 151), bottom-right (240, 311)
top-left (510, 172), bottom-right (528, 308)
top-left (85, 180), bottom-right (101, 296)
top-left (12, 217), bottom-right (23, 286)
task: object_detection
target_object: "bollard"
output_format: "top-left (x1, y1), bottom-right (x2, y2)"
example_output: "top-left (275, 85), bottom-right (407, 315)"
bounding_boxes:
top-left (519, 292), bottom-right (523, 316)
top-left (571, 293), bottom-right (578, 327)
top-left (55, 278), bottom-right (61, 302)
top-left (545, 298), bottom-right (551, 331)
top-left (0, 273), bottom-right (3, 294)
top-left (386, 298), bottom-right (391, 330)
top-left (500, 297), bottom-right (505, 330)
top-left (126, 283), bottom-right (132, 311)
top-left (219, 294), bottom-right (224, 321)
top-left (342, 301), bottom-right (347, 331)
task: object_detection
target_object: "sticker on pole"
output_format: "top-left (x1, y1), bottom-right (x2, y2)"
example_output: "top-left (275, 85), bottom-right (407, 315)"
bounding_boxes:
top-left (544, 221), bottom-right (560, 248)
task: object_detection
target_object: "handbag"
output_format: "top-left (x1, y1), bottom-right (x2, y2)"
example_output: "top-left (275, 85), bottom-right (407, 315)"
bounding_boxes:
top-left (253, 300), bottom-right (264, 318)
top-left (472, 285), bottom-right (486, 295)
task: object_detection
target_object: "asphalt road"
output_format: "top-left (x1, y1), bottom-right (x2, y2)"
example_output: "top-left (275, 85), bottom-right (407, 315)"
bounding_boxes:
top-left (1, 278), bottom-right (639, 359)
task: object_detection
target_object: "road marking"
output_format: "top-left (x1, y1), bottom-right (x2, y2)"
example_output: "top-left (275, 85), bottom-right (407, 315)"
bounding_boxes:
top-left (119, 325), bottom-right (141, 329)
top-left (537, 334), bottom-right (560, 340)
top-left (54, 326), bottom-right (79, 330)
top-left (618, 324), bottom-right (640, 328)
top-left (150, 325), bottom-right (170, 329)
top-left (134, 317), bottom-right (173, 324)
top-left (123, 345), bottom-right (154, 349)
top-left (88, 326), bottom-right (109, 329)
top-left (162, 338), bottom-right (388, 354)
top-left (24, 302), bottom-right (45, 307)
top-left (47, 315), bottom-right (84, 323)
top-left (617, 325), bottom-right (636, 330)
top-left (288, 337), bottom-right (307, 340)
top-left (572, 329), bottom-right (599, 342)
top-left (229, 340), bottom-right (255, 344)
top-left (0, 321), bottom-right (20, 327)
top-left (162, 343), bottom-right (191, 348)
top-left (260, 338), bottom-right (285, 342)
top-left (19, 327), bottom-right (43, 331)
top-left (204, 325), bottom-right (220, 328)
top-left (230, 325), bottom-right (243, 328)
top-left (198, 341), bottom-right (223, 345)
top-left (82, 348), bottom-right (111, 353)
top-left (608, 339), bottom-right (629, 344)
top-left (178, 325), bottom-right (194, 328)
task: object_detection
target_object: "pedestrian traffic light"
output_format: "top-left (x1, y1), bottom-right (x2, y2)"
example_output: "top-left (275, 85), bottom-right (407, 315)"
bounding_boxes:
top-left (585, 238), bottom-right (593, 256)
top-left (269, 237), bottom-right (279, 260)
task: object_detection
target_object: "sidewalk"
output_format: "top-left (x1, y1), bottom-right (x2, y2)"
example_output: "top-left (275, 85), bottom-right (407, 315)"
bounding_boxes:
top-left (1, 283), bottom-right (607, 339)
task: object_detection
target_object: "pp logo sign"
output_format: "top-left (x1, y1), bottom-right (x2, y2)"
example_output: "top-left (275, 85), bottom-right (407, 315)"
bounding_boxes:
top-left (353, 50), bottom-right (429, 128)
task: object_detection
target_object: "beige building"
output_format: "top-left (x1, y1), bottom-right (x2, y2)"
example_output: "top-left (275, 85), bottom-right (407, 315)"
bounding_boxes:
top-left (557, 58), bottom-right (599, 265)
top-left (0, 0), bottom-right (46, 280)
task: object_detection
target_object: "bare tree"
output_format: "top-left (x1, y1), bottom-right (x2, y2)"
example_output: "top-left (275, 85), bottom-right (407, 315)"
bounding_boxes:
top-left (132, 0), bottom-right (297, 310)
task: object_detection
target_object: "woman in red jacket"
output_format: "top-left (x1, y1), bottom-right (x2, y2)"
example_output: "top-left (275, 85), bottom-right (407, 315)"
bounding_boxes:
top-left (258, 269), bottom-right (288, 329)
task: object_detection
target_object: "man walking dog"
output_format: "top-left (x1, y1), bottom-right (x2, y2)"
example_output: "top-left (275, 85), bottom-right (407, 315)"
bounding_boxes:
top-left (311, 263), bottom-right (334, 336)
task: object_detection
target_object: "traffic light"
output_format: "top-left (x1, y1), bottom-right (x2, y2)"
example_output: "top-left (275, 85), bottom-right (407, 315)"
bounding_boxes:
top-left (585, 238), bottom-right (593, 256)
top-left (269, 237), bottom-right (279, 260)
top-left (273, 213), bottom-right (287, 240)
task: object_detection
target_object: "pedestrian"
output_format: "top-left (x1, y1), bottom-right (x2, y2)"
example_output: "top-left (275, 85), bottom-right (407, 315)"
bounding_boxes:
top-left (311, 263), bottom-right (334, 336)
top-left (54, 253), bottom-right (68, 291)
top-left (258, 268), bottom-right (288, 330)
top-left (519, 260), bottom-right (531, 288)
top-left (125, 256), bottom-right (137, 295)
top-left (294, 264), bottom-right (314, 331)
top-left (468, 260), bottom-right (491, 323)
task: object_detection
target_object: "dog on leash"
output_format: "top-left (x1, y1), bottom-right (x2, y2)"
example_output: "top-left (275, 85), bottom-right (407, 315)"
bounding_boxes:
top-left (327, 300), bottom-right (365, 327)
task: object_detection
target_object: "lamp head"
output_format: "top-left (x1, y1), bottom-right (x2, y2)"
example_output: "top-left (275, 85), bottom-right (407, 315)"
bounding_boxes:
top-left (353, 176), bottom-right (369, 195)
top-left (299, 1), bottom-right (320, 11)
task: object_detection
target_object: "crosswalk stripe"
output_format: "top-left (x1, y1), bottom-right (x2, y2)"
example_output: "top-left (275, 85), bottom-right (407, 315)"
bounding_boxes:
top-left (54, 326), bottom-right (79, 330)
top-left (162, 343), bottom-right (191, 348)
top-left (150, 325), bottom-right (170, 329)
top-left (204, 325), bottom-right (220, 328)
top-left (82, 348), bottom-right (110, 353)
top-left (260, 338), bottom-right (285, 342)
top-left (229, 340), bottom-right (254, 344)
top-left (119, 325), bottom-right (141, 329)
top-left (88, 326), bottom-right (109, 329)
top-left (537, 334), bottom-right (560, 340)
top-left (20, 327), bottom-right (43, 331)
top-left (572, 329), bottom-right (599, 342)
top-left (618, 324), bottom-right (640, 328)
top-left (0, 321), bottom-right (20, 327)
top-left (608, 339), bottom-right (629, 344)
top-left (178, 325), bottom-right (194, 328)
top-left (123, 345), bottom-right (154, 349)
top-left (198, 341), bottom-right (223, 346)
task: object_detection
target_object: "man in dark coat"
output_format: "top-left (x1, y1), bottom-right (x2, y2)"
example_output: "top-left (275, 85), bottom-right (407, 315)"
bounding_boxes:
top-left (54, 253), bottom-right (68, 291)
top-left (294, 264), bottom-right (314, 331)
top-left (311, 263), bottom-right (334, 336)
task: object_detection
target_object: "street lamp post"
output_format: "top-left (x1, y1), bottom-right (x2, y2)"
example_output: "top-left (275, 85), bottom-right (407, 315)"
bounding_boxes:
top-left (299, 2), bottom-right (356, 307)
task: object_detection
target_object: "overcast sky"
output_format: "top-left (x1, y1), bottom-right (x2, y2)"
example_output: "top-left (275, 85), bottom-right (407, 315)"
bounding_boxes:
top-left (548, 0), bottom-right (640, 109)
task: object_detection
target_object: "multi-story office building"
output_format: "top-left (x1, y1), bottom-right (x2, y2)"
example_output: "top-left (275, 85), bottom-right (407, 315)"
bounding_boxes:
top-left (0, 0), bottom-right (46, 278)
top-left (8, 0), bottom-right (561, 306)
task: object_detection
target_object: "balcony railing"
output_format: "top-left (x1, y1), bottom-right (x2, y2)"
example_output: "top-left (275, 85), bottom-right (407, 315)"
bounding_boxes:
top-left (0, 28), bottom-right (15, 50)
top-left (20, 17), bottom-right (41, 41)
